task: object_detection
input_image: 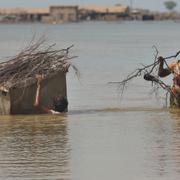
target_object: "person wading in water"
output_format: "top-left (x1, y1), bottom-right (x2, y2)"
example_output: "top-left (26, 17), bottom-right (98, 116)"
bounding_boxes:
top-left (34, 75), bottom-right (68, 114)
top-left (158, 56), bottom-right (180, 107)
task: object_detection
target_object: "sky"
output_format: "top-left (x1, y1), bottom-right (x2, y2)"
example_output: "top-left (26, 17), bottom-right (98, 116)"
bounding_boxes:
top-left (0, 0), bottom-right (179, 12)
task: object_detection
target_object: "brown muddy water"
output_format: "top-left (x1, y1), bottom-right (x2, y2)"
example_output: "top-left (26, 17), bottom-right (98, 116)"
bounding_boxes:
top-left (0, 21), bottom-right (180, 179)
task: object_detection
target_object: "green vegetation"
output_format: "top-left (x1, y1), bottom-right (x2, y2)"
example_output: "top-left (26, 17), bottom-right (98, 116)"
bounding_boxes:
top-left (164, 1), bottom-right (177, 11)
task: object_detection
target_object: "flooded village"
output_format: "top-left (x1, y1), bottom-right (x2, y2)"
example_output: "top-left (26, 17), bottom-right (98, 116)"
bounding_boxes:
top-left (0, 4), bottom-right (180, 23)
top-left (1, 0), bottom-right (180, 179)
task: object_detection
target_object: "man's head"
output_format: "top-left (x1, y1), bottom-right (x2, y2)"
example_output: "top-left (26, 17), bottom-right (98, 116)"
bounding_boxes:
top-left (53, 95), bottom-right (68, 113)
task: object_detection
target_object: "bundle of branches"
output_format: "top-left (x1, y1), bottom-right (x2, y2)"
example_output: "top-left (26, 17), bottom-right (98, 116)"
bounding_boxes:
top-left (109, 46), bottom-right (180, 104)
top-left (0, 38), bottom-right (78, 90)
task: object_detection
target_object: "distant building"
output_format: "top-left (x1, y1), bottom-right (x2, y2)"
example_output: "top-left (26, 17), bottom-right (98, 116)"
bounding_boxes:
top-left (49, 6), bottom-right (78, 23)
top-left (0, 8), bottom-right (49, 22)
top-left (26, 8), bottom-right (49, 22)
top-left (130, 9), bottom-right (155, 21)
top-left (0, 4), bottom-right (179, 23)
top-left (0, 6), bottom-right (79, 23)
top-left (79, 5), bottom-right (130, 21)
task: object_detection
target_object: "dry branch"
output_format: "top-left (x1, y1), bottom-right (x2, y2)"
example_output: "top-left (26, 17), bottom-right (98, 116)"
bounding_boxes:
top-left (109, 48), bottom-right (180, 103)
top-left (0, 39), bottom-right (78, 90)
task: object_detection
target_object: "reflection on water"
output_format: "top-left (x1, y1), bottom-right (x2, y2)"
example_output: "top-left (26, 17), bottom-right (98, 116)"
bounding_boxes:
top-left (0, 116), bottom-right (70, 180)
top-left (170, 109), bottom-right (180, 119)
top-left (142, 110), bottom-right (180, 179)
top-left (169, 110), bottom-right (180, 174)
top-left (0, 110), bottom-right (180, 179)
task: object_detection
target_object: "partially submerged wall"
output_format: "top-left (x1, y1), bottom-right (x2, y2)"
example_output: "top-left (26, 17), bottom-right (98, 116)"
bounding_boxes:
top-left (0, 72), bottom-right (67, 115)
top-left (0, 91), bottom-right (10, 115)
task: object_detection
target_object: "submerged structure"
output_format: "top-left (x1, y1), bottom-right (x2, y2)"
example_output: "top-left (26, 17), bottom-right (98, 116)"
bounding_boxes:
top-left (0, 39), bottom-right (76, 115)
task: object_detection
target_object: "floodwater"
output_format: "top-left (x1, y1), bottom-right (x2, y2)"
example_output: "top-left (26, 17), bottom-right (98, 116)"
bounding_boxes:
top-left (0, 21), bottom-right (180, 179)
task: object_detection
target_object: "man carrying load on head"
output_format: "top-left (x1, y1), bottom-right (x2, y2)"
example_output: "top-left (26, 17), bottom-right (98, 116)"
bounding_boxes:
top-left (158, 56), bottom-right (180, 107)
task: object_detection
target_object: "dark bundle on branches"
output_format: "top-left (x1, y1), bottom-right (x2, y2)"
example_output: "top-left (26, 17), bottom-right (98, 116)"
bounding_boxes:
top-left (0, 38), bottom-right (78, 90)
top-left (109, 46), bottom-right (180, 103)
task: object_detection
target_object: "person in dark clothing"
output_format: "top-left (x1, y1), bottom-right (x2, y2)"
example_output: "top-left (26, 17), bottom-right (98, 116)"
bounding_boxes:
top-left (34, 75), bottom-right (68, 114)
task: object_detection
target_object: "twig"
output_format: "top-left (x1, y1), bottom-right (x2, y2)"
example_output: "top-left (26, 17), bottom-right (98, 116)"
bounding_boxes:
top-left (109, 49), bottom-right (180, 106)
top-left (0, 38), bottom-right (78, 89)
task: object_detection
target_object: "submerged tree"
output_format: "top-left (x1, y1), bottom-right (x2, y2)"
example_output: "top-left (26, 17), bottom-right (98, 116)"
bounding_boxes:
top-left (164, 1), bottom-right (177, 11)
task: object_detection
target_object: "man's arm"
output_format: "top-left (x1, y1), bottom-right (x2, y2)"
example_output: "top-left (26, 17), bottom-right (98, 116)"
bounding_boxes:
top-left (158, 56), bottom-right (171, 77)
top-left (33, 75), bottom-right (51, 114)
top-left (34, 81), bottom-right (40, 107)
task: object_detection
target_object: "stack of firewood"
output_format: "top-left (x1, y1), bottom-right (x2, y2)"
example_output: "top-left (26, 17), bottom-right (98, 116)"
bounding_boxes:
top-left (0, 38), bottom-right (77, 89)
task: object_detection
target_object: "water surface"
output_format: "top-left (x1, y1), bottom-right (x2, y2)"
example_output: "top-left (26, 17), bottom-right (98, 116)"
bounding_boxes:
top-left (0, 21), bottom-right (180, 179)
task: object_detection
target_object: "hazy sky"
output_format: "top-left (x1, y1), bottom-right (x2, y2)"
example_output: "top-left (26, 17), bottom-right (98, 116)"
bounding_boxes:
top-left (0, 0), bottom-right (179, 11)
